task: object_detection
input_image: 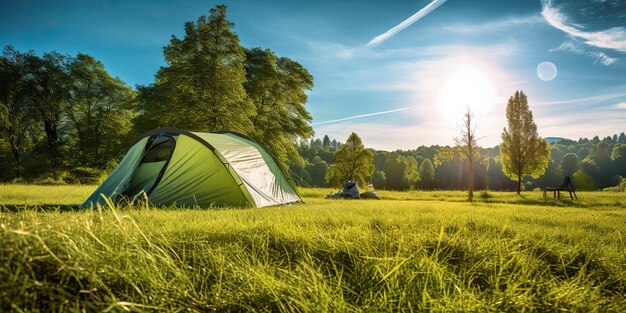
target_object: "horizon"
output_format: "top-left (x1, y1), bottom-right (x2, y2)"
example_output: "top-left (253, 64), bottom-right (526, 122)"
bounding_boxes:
top-left (2, 0), bottom-right (625, 150)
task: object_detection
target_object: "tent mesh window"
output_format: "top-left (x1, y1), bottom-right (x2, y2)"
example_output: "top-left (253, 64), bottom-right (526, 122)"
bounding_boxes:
top-left (142, 136), bottom-right (176, 163)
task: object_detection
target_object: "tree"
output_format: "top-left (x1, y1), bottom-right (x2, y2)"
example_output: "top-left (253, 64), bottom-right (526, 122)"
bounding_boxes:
top-left (0, 46), bottom-right (33, 177)
top-left (612, 144), bottom-right (626, 177)
top-left (65, 54), bottom-right (136, 166)
top-left (560, 153), bottom-right (580, 177)
top-left (500, 91), bottom-right (549, 194)
top-left (418, 158), bottom-right (435, 189)
top-left (383, 153), bottom-right (410, 190)
top-left (373, 151), bottom-right (389, 171)
top-left (306, 156), bottom-right (328, 187)
top-left (455, 109), bottom-right (478, 201)
top-left (23, 50), bottom-right (71, 176)
top-left (243, 47), bottom-right (313, 163)
top-left (371, 170), bottom-right (386, 189)
top-left (611, 143), bottom-right (626, 161)
top-left (322, 135), bottom-right (331, 150)
top-left (406, 156), bottom-right (420, 188)
top-left (326, 132), bottom-right (374, 187)
top-left (137, 5), bottom-right (253, 134)
top-left (289, 157), bottom-right (312, 187)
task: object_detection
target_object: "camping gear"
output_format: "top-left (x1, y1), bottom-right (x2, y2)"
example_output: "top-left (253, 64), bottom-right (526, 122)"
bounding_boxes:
top-left (325, 181), bottom-right (382, 200)
top-left (81, 128), bottom-right (302, 208)
top-left (326, 181), bottom-right (360, 199)
top-left (540, 176), bottom-right (577, 199)
top-left (359, 191), bottom-right (381, 200)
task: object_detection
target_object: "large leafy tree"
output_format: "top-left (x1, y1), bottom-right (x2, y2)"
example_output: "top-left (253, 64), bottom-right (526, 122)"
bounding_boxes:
top-left (23, 50), bottom-right (71, 175)
top-left (137, 5), bottom-right (253, 133)
top-left (500, 90), bottom-right (549, 194)
top-left (65, 54), bottom-right (136, 166)
top-left (243, 47), bottom-right (313, 163)
top-left (0, 46), bottom-right (34, 177)
top-left (326, 132), bottom-right (374, 187)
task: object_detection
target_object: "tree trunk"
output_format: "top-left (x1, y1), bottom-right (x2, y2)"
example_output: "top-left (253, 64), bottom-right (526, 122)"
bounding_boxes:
top-left (8, 136), bottom-right (21, 178)
top-left (468, 155), bottom-right (474, 202)
top-left (517, 171), bottom-right (522, 194)
top-left (43, 120), bottom-right (60, 179)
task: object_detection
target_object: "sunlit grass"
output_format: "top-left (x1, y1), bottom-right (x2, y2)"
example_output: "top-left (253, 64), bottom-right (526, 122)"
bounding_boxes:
top-left (1, 185), bottom-right (625, 311)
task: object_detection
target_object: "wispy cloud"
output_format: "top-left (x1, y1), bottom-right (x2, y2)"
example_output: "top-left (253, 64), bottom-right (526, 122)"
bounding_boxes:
top-left (550, 41), bottom-right (617, 65)
top-left (535, 91), bottom-right (626, 106)
top-left (365, 0), bottom-right (447, 48)
top-left (314, 122), bottom-right (457, 150)
top-left (444, 14), bottom-right (544, 34)
top-left (541, 0), bottom-right (626, 52)
top-left (615, 102), bottom-right (626, 109)
top-left (311, 107), bottom-right (415, 125)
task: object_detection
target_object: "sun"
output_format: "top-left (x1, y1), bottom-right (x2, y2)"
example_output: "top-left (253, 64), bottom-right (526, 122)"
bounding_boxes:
top-left (436, 64), bottom-right (498, 123)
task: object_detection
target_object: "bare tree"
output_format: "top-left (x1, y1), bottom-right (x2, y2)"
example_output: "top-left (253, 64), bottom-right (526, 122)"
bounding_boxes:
top-left (455, 109), bottom-right (478, 201)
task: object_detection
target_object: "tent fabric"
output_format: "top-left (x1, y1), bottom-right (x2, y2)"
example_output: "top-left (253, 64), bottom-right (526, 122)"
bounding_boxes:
top-left (194, 132), bottom-right (301, 208)
top-left (81, 137), bottom-right (149, 207)
top-left (81, 129), bottom-right (302, 208)
top-left (148, 134), bottom-right (251, 207)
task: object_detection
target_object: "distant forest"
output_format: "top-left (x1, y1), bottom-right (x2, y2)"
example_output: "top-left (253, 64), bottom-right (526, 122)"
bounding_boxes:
top-left (292, 133), bottom-right (626, 191)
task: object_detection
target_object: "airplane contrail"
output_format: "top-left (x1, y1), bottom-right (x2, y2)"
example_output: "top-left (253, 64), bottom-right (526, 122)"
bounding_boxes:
top-left (366, 0), bottom-right (448, 48)
top-left (311, 107), bottom-right (415, 126)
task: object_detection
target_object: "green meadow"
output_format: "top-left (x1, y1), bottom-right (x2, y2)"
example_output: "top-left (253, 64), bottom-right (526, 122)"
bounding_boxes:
top-left (1, 185), bottom-right (625, 312)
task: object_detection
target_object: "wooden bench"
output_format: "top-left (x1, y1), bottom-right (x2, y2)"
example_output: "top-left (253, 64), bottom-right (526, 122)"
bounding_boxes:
top-left (541, 176), bottom-right (577, 199)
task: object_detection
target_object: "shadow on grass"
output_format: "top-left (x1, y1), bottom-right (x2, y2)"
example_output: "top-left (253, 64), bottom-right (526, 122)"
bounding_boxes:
top-left (0, 204), bottom-right (82, 212)
top-left (443, 196), bottom-right (586, 208)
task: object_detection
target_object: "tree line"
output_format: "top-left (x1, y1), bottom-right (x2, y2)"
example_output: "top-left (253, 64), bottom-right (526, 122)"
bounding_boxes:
top-left (292, 130), bottom-right (626, 192)
top-left (0, 5), bottom-right (313, 183)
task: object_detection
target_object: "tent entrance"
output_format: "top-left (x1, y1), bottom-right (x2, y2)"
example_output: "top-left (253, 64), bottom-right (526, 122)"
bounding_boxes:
top-left (124, 134), bottom-right (177, 198)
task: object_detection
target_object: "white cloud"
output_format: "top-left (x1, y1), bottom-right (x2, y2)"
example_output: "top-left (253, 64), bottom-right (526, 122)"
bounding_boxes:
top-left (443, 14), bottom-right (544, 34)
top-left (541, 0), bottom-right (626, 52)
top-left (535, 91), bottom-right (626, 106)
top-left (365, 0), bottom-right (448, 48)
top-left (550, 41), bottom-right (617, 65)
top-left (615, 102), bottom-right (626, 109)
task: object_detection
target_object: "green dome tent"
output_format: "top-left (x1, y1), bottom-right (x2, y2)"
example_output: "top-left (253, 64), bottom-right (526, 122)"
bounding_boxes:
top-left (81, 128), bottom-right (302, 208)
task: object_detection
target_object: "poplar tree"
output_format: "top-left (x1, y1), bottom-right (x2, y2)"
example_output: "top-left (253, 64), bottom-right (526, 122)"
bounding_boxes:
top-left (500, 90), bottom-right (549, 194)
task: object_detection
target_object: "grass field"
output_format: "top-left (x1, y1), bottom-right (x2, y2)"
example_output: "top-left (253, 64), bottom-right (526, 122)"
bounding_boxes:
top-left (1, 184), bottom-right (625, 312)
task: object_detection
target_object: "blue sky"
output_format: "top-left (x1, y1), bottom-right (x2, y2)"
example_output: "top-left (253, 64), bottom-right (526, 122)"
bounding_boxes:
top-left (2, 0), bottom-right (625, 149)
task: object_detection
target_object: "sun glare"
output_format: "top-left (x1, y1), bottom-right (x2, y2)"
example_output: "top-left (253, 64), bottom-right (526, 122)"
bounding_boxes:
top-left (436, 64), bottom-right (498, 123)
